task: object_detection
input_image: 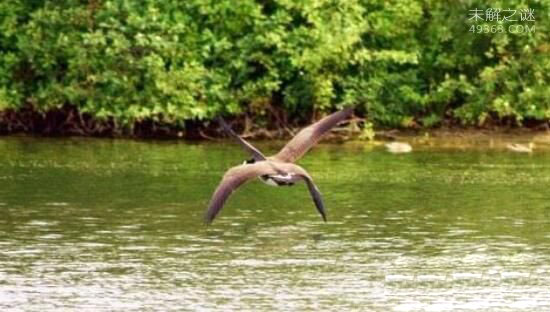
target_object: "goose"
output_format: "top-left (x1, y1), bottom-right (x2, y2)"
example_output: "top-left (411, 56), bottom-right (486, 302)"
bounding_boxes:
top-left (506, 142), bottom-right (534, 153)
top-left (385, 142), bottom-right (412, 153)
top-left (205, 107), bottom-right (353, 224)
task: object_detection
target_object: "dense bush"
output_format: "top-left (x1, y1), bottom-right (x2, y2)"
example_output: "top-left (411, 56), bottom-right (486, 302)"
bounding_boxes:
top-left (0, 0), bottom-right (548, 132)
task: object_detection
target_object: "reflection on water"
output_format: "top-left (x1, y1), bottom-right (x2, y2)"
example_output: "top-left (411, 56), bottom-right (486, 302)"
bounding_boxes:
top-left (1, 136), bottom-right (550, 311)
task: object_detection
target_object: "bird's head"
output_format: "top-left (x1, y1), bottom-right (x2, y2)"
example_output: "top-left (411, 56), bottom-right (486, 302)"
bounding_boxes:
top-left (243, 158), bottom-right (256, 165)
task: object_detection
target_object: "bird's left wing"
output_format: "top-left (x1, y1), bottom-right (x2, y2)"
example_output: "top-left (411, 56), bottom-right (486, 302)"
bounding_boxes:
top-left (283, 163), bottom-right (327, 222)
top-left (302, 177), bottom-right (326, 222)
top-left (205, 162), bottom-right (275, 224)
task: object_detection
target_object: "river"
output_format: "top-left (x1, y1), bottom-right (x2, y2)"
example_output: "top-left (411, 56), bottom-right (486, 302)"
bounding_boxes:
top-left (1, 136), bottom-right (549, 311)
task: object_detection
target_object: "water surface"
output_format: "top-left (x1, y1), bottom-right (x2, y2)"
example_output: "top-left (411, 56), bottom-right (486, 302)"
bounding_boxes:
top-left (1, 136), bottom-right (550, 311)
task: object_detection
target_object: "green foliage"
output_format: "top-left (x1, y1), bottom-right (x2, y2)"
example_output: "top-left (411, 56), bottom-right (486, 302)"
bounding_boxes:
top-left (0, 0), bottom-right (549, 129)
top-left (359, 120), bottom-right (375, 140)
top-left (420, 0), bottom-right (549, 126)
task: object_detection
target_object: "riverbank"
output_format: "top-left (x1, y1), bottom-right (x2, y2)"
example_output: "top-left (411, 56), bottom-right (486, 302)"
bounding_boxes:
top-left (2, 120), bottom-right (550, 154)
top-left (2, 105), bottom-right (549, 141)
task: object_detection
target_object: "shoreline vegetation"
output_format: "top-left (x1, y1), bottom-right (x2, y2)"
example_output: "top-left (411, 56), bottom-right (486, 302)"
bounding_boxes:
top-left (1, 1), bottom-right (548, 139)
top-left (1, 104), bottom-right (549, 141)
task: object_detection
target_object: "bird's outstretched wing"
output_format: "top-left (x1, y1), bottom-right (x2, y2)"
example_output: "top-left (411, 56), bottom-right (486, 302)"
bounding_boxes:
top-left (286, 163), bottom-right (327, 222)
top-left (218, 118), bottom-right (266, 161)
top-left (273, 107), bottom-right (353, 163)
top-left (302, 176), bottom-right (326, 222)
top-left (205, 162), bottom-right (276, 224)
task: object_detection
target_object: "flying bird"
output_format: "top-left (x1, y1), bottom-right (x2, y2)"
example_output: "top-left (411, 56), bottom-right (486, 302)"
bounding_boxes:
top-left (205, 107), bottom-right (353, 224)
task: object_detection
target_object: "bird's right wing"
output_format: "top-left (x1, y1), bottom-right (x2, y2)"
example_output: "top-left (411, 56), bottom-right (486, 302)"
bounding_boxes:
top-left (205, 162), bottom-right (275, 224)
top-left (218, 118), bottom-right (267, 161)
top-left (273, 107), bottom-right (353, 163)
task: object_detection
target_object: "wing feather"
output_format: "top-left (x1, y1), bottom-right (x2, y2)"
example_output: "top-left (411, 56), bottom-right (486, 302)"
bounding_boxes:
top-left (273, 107), bottom-right (353, 163)
top-left (205, 162), bottom-right (275, 224)
top-left (303, 177), bottom-right (326, 222)
top-left (282, 163), bottom-right (327, 222)
top-left (218, 118), bottom-right (267, 161)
